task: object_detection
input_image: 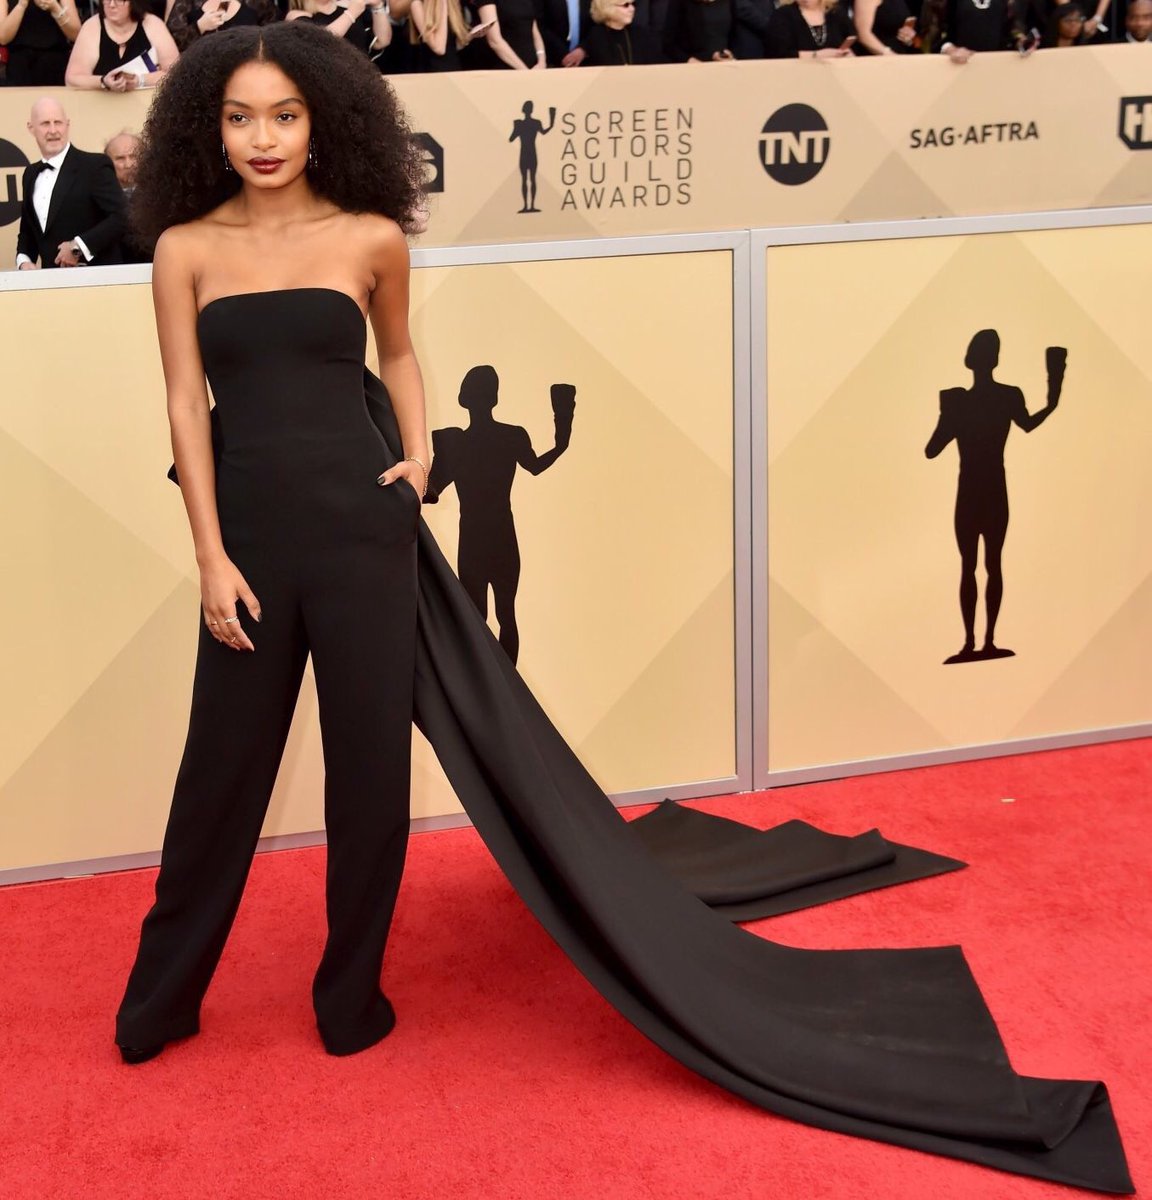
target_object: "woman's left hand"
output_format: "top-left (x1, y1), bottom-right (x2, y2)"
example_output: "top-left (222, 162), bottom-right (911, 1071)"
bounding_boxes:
top-left (377, 460), bottom-right (425, 501)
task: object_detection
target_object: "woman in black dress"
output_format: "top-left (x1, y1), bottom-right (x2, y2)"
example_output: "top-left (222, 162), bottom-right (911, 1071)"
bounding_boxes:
top-left (574, 0), bottom-right (664, 64)
top-left (408, 0), bottom-right (483, 69)
top-left (764, 0), bottom-right (854, 56)
top-left (167, 0), bottom-right (275, 50)
top-left (112, 21), bottom-right (1130, 1197)
top-left (470, 0), bottom-right (545, 66)
top-left (0, 0), bottom-right (81, 85)
top-left (854, 0), bottom-right (918, 51)
top-left (286, 0), bottom-right (391, 57)
top-left (64, 0), bottom-right (179, 89)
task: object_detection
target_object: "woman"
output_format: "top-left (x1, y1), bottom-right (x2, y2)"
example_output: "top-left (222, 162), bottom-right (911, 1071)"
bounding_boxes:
top-left (0, 0), bottom-right (81, 86)
top-left (408, 0), bottom-right (479, 70)
top-left (565, 0), bottom-right (664, 65)
top-left (1040, 0), bottom-right (1090, 42)
top-left (112, 22), bottom-right (1130, 1198)
top-left (116, 21), bottom-right (426, 1061)
top-left (285, 0), bottom-right (391, 59)
top-left (663, 0), bottom-right (733, 62)
top-left (853, 0), bottom-right (918, 52)
top-left (469, 0), bottom-right (544, 68)
top-left (764, 0), bottom-right (854, 56)
top-left (167, 0), bottom-right (276, 51)
top-left (65, 0), bottom-right (178, 89)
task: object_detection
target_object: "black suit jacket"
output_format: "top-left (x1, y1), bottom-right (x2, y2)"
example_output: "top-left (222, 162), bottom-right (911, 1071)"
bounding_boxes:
top-left (17, 147), bottom-right (126, 268)
top-left (536, 0), bottom-right (595, 64)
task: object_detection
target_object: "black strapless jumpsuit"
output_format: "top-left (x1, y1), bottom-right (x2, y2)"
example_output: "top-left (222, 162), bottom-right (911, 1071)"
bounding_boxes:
top-left (116, 289), bottom-right (420, 1056)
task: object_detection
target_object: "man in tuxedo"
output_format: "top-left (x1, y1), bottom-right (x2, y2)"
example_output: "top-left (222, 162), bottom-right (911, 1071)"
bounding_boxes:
top-left (538, 0), bottom-right (594, 64)
top-left (15, 97), bottom-right (125, 270)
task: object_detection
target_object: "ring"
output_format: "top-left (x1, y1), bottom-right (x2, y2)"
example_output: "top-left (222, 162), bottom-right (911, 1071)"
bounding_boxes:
top-left (223, 616), bottom-right (239, 624)
top-left (229, 637), bottom-right (238, 644)
top-left (208, 620), bottom-right (219, 626)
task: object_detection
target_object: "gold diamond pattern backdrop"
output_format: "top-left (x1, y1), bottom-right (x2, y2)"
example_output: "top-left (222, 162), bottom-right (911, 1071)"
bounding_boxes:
top-left (765, 227), bottom-right (1152, 773)
top-left (0, 252), bottom-right (736, 874)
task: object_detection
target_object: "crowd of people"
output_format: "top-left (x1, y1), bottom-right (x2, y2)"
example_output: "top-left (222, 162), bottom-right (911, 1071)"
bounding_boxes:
top-left (0, 0), bottom-right (1148, 86)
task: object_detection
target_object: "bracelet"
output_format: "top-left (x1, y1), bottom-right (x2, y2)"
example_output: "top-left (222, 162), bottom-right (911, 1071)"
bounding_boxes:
top-left (100, 74), bottom-right (110, 89)
top-left (535, 49), bottom-right (545, 57)
top-left (368, 4), bottom-right (386, 11)
top-left (403, 455), bottom-right (429, 497)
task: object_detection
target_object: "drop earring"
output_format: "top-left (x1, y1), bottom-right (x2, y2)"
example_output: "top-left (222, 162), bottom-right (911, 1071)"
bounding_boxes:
top-left (222, 142), bottom-right (234, 172)
top-left (307, 139), bottom-right (318, 171)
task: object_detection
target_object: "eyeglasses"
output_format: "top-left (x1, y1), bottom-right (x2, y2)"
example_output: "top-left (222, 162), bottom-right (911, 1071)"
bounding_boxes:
top-left (616, 2), bottom-right (635, 7)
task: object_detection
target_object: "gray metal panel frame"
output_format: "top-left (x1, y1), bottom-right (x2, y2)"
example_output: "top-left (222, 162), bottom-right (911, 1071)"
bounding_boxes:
top-left (0, 231), bottom-right (754, 885)
top-left (751, 206), bottom-right (1152, 791)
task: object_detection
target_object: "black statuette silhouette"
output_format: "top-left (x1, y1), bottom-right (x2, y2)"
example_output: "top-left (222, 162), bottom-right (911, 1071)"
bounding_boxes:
top-left (509, 100), bottom-right (556, 214)
top-left (427, 365), bottom-right (576, 665)
top-left (925, 331), bottom-right (1065, 665)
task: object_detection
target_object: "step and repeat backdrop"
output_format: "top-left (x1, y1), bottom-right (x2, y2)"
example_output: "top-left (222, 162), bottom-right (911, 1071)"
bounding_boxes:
top-left (2, 47), bottom-right (1152, 264)
top-left (763, 223), bottom-right (1152, 775)
top-left (0, 251), bottom-right (736, 876)
top-left (3, 49), bottom-right (1151, 876)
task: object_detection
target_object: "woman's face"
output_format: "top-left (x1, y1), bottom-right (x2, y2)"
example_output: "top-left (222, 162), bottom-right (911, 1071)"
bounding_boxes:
top-left (1057, 10), bottom-right (1084, 38)
top-left (220, 62), bottom-right (312, 191)
top-left (101, 0), bottom-right (135, 22)
top-left (612, 0), bottom-right (635, 24)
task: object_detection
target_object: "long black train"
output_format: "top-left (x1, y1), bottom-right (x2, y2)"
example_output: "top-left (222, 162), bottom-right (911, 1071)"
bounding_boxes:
top-left (366, 374), bottom-right (1132, 1194)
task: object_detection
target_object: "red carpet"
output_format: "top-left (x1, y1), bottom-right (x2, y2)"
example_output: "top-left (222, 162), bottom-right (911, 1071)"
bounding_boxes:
top-left (0, 740), bottom-right (1147, 1199)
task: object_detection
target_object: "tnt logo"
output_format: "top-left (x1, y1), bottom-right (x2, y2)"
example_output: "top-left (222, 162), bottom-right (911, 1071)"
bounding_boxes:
top-left (1119, 97), bottom-right (1152, 150)
top-left (413, 133), bottom-right (445, 193)
top-left (758, 105), bottom-right (830, 186)
top-left (0, 139), bottom-right (31, 228)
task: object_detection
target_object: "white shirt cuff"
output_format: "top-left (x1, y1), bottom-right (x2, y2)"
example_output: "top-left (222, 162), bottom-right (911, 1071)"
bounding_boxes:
top-left (72, 236), bottom-right (94, 262)
top-left (16, 253), bottom-right (32, 267)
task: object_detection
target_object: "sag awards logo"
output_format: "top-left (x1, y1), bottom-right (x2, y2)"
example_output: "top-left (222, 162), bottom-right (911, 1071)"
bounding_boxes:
top-left (413, 133), bottom-right (445, 193)
top-left (0, 139), bottom-right (32, 227)
top-left (758, 105), bottom-right (830, 186)
top-left (509, 99), bottom-right (693, 214)
top-left (1118, 97), bottom-right (1152, 149)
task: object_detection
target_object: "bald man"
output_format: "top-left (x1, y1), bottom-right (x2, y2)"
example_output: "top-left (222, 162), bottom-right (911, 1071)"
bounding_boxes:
top-left (104, 130), bottom-right (141, 191)
top-left (16, 97), bottom-right (125, 270)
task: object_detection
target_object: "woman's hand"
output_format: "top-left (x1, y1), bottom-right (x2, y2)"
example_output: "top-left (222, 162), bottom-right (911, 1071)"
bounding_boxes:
top-left (377, 459), bottom-right (425, 502)
top-left (200, 556), bottom-right (261, 652)
top-left (197, 5), bottom-right (227, 32)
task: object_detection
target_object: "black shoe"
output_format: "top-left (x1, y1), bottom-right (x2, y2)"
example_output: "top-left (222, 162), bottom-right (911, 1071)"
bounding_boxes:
top-left (119, 1042), bottom-right (166, 1065)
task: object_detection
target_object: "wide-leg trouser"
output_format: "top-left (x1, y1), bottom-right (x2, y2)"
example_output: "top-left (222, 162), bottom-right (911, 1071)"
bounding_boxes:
top-left (116, 491), bottom-right (419, 1056)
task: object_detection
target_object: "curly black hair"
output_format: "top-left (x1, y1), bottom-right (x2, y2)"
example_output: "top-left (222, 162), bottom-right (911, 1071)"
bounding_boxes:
top-left (131, 22), bottom-right (425, 247)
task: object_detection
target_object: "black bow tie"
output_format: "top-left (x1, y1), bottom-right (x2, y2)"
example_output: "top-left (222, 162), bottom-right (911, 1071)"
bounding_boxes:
top-left (37, 160), bottom-right (57, 176)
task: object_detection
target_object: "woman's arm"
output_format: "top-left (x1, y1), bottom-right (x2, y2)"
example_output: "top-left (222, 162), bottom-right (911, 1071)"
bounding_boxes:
top-left (368, 220), bottom-right (430, 497)
top-left (531, 17), bottom-right (545, 66)
top-left (65, 17), bottom-right (119, 88)
top-left (478, 2), bottom-right (529, 67)
top-left (410, 0), bottom-right (449, 54)
top-left (366, 0), bottom-right (391, 48)
top-left (142, 13), bottom-right (180, 75)
top-left (0, 0), bottom-right (30, 46)
top-left (853, 0), bottom-right (891, 52)
top-left (154, 229), bottom-right (261, 650)
top-left (52, 0), bottom-right (81, 40)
